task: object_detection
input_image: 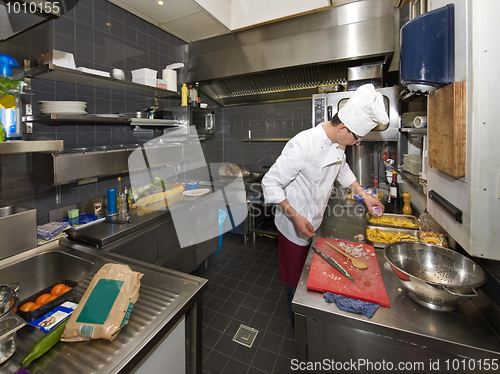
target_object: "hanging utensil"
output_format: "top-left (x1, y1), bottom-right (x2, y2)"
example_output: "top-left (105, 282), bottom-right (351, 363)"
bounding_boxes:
top-left (311, 246), bottom-right (356, 283)
top-left (325, 242), bottom-right (368, 270)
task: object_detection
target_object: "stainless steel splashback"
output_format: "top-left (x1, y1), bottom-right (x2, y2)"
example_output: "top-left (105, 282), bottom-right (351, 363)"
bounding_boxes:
top-left (187, 0), bottom-right (396, 106)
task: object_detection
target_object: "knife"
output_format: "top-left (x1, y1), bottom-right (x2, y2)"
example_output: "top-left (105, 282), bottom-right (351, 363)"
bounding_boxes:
top-left (312, 245), bottom-right (356, 283)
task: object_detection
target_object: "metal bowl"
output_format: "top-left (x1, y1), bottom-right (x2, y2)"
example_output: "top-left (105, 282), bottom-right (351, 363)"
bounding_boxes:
top-left (384, 242), bottom-right (486, 311)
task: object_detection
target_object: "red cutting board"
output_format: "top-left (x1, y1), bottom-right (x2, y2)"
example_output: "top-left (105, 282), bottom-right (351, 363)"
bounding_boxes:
top-left (307, 237), bottom-right (390, 307)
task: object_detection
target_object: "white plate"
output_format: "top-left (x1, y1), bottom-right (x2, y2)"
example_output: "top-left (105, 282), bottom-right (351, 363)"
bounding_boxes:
top-left (39, 100), bottom-right (87, 105)
top-left (41, 110), bottom-right (88, 115)
top-left (183, 188), bottom-right (210, 197)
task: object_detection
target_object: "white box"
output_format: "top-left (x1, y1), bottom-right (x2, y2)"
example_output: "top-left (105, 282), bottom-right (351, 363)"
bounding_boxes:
top-left (131, 68), bottom-right (157, 80)
top-left (132, 77), bottom-right (157, 87)
top-left (38, 50), bottom-right (76, 69)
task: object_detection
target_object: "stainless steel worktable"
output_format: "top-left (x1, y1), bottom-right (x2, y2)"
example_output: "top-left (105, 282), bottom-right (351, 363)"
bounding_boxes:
top-left (0, 238), bottom-right (207, 374)
top-left (292, 197), bottom-right (500, 373)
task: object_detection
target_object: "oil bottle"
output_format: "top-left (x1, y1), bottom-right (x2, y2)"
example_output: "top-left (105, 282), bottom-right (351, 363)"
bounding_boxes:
top-left (0, 54), bottom-right (24, 140)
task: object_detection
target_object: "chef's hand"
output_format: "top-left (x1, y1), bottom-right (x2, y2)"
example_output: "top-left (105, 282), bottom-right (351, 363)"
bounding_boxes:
top-left (278, 199), bottom-right (316, 238)
top-left (291, 215), bottom-right (316, 238)
top-left (363, 194), bottom-right (384, 215)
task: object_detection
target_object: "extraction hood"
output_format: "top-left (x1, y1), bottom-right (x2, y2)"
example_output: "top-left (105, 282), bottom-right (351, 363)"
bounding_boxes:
top-left (187, 0), bottom-right (397, 106)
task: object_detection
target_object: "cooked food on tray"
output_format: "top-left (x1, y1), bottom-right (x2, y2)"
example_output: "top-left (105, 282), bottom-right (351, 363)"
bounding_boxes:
top-left (368, 215), bottom-right (418, 228)
top-left (367, 228), bottom-right (419, 244)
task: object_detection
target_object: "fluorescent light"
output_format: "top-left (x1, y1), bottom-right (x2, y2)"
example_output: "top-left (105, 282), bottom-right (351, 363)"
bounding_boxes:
top-left (157, 0), bottom-right (164, 5)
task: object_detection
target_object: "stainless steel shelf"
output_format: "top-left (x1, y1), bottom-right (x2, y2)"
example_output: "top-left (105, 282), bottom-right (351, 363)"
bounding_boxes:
top-left (19, 64), bottom-right (180, 99)
top-left (242, 138), bottom-right (292, 142)
top-left (0, 140), bottom-right (63, 154)
top-left (399, 127), bottom-right (427, 135)
top-left (23, 114), bottom-right (182, 127)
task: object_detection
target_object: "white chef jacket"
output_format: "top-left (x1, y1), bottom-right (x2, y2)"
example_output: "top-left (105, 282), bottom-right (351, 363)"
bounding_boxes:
top-left (262, 124), bottom-right (357, 246)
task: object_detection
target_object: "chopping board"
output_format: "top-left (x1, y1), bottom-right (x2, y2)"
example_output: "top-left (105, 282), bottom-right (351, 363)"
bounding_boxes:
top-left (307, 237), bottom-right (390, 307)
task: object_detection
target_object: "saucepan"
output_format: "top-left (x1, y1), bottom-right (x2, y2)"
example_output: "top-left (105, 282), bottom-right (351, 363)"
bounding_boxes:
top-left (384, 242), bottom-right (486, 311)
top-left (0, 283), bottom-right (26, 364)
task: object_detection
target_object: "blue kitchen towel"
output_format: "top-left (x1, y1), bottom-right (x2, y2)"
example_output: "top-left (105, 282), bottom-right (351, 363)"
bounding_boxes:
top-left (323, 292), bottom-right (379, 319)
top-left (37, 221), bottom-right (70, 240)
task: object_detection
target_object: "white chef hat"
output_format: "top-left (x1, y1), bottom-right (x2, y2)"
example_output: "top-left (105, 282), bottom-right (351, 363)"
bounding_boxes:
top-left (338, 84), bottom-right (389, 137)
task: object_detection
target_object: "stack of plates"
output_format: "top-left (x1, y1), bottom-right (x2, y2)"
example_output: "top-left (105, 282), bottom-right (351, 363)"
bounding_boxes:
top-left (402, 154), bottom-right (422, 175)
top-left (40, 101), bottom-right (87, 115)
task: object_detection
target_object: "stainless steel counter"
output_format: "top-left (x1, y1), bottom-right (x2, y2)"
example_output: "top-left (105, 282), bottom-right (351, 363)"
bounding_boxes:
top-left (68, 208), bottom-right (171, 248)
top-left (0, 239), bottom-right (206, 374)
top-left (293, 197), bottom-right (500, 372)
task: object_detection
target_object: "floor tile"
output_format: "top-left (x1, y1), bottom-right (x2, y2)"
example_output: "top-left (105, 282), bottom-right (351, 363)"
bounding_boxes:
top-left (199, 233), bottom-right (296, 374)
top-left (251, 348), bottom-right (278, 373)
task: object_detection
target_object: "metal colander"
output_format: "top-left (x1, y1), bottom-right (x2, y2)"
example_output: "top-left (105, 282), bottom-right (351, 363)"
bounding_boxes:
top-left (384, 242), bottom-right (487, 311)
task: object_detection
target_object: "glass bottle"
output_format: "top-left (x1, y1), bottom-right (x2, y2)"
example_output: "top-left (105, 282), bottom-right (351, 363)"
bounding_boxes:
top-left (388, 170), bottom-right (399, 208)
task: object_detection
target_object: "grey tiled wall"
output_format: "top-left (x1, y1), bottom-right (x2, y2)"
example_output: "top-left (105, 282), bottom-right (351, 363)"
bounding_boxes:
top-left (218, 100), bottom-right (313, 171)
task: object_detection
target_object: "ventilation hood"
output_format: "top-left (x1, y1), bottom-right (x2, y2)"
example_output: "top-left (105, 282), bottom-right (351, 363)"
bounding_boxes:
top-left (187, 0), bottom-right (397, 106)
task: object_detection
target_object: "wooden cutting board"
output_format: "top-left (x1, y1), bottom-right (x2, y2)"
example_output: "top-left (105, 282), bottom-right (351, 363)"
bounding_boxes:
top-left (307, 237), bottom-right (390, 307)
top-left (428, 82), bottom-right (466, 177)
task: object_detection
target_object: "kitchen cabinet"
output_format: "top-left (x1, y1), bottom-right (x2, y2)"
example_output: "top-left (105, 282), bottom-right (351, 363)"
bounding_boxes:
top-left (108, 224), bottom-right (159, 264)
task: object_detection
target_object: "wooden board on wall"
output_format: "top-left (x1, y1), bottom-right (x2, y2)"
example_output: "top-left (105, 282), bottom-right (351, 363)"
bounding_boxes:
top-left (428, 82), bottom-right (466, 177)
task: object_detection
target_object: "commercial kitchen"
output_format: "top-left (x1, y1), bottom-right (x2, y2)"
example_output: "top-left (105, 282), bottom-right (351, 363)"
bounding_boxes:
top-left (0, 0), bottom-right (499, 373)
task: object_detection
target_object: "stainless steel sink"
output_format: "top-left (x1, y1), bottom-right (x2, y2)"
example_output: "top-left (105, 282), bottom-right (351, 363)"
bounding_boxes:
top-left (0, 206), bottom-right (37, 261)
top-left (0, 251), bottom-right (94, 301)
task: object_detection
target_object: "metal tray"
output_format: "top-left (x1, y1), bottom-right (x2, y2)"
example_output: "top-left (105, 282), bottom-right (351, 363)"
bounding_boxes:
top-left (366, 225), bottom-right (420, 248)
top-left (365, 212), bottom-right (419, 229)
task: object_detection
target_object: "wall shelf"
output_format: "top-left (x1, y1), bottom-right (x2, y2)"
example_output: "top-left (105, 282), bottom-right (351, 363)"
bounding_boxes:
top-left (23, 114), bottom-right (181, 127)
top-left (242, 138), bottom-right (291, 142)
top-left (0, 140), bottom-right (63, 154)
top-left (18, 64), bottom-right (180, 99)
top-left (399, 127), bottom-right (427, 136)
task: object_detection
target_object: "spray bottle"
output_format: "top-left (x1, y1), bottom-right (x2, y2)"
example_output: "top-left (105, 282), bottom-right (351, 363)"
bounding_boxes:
top-left (0, 54), bottom-right (24, 141)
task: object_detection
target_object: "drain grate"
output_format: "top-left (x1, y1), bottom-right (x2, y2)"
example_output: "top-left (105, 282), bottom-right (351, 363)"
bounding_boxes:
top-left (232, 324), bottom-right (259, 348)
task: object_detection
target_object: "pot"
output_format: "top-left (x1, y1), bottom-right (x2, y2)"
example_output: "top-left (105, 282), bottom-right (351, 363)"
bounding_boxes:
top-left (0, 283), bottom-right (19, 317)
top-left (384, 242), bottom-right (486, 311)
top-left (0, 299), bottom-right (26, 364)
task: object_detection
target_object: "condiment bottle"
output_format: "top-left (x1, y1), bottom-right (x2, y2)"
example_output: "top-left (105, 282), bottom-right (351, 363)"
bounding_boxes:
top-left (195, 82), bottom-right (200, 107)
top-left (181, 83), bottom-right (188, 106)
top-left (402, 192), bottom-right (412, 215)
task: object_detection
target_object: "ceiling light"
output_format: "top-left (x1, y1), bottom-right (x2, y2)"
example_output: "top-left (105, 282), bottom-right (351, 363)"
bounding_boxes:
top-left (157, 0), bottom-right (164, 5)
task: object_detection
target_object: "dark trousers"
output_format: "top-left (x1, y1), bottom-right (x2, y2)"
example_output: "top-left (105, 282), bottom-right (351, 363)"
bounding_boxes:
top-left (287, 285), bottom-right (296, 329)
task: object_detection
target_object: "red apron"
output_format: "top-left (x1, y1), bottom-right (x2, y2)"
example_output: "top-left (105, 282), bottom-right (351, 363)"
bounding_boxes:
top-left (278, 231), bottom-right (311, 287)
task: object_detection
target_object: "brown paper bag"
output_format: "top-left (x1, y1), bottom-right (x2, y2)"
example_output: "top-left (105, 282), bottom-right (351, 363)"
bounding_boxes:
top-left (62, 263), bottom-right (143, 342)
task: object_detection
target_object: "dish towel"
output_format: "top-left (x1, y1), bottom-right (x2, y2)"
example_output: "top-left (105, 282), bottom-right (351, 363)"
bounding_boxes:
top-left (323, 292), bottom-right (379, 319)
top-left (37, 221), bottom-right (70, 241)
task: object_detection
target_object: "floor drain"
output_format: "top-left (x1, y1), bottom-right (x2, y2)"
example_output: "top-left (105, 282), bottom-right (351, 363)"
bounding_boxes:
top-left (232, 324), bottom-right (259, 348)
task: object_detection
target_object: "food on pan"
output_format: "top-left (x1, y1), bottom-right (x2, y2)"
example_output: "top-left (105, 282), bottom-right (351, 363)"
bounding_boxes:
top-left (20, 302), bottom-right (38, 312)
top-left (420, 230), bottom-right (448, 247)
top-left (367, 228), bottom-right (418, 244)
top-left (136, 185), bottom-right (185, 208)
top-left (50, 284), bottom-right (68, 297)
top-left (368, 215), bottom-right (418, 228)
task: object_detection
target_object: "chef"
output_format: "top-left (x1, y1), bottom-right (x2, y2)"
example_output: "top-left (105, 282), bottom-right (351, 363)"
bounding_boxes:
top-left (262, 84), bottom-right (387, 326)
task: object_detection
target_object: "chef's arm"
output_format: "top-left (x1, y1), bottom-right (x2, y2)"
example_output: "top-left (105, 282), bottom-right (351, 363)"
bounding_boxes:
top-left (278, 199), bottom-right (316, 238)
top-left (348, 180), bottom-right (385, 214)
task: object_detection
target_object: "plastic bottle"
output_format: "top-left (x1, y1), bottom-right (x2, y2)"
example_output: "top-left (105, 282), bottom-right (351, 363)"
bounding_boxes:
top-left (181, 83), bottom-right (188, 106)
top-left (0, 54), bottom-right (22, 140)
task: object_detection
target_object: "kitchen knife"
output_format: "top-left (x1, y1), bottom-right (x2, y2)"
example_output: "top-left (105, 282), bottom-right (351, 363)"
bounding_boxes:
top-left (311, 245), bottom-right (356, 283)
